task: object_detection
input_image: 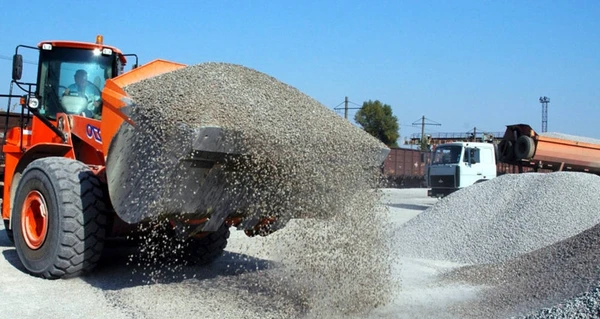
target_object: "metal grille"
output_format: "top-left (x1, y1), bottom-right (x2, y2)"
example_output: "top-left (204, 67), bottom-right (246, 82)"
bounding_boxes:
top-left (429, 175), bottom-right (455, 188)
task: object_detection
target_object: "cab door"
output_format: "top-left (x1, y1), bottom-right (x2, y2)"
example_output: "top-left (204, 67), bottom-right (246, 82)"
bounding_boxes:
top-left (460, 147), bottom-right (481, 187)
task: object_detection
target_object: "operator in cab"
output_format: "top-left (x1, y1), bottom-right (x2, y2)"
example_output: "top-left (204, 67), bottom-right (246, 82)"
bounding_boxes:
top-left (63, 69), bottom-right (101, 118)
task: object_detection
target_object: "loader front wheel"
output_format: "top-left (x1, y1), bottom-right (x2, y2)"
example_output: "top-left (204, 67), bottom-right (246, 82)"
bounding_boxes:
top-left (12, 158), bottom-right (107, 279)
top-left (183, 223), bottom-right (230, 265)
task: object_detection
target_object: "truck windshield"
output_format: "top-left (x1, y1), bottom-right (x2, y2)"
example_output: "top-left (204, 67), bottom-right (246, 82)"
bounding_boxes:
top-left (37, 47), bottom-right (116, 120)
top-left (432, 145), bottom-right (462, 164)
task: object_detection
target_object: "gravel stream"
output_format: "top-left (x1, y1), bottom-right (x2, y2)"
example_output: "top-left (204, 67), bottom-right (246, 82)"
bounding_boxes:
top-left (112, 62), bottom-right (395, 317)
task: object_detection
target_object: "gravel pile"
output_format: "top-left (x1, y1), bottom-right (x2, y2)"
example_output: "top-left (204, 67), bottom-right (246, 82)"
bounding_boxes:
top-left (109, 62), bottom-right (394, 316)
top-left (521, 286), bottom-right (600, 318)
top-left (396, 171), bottom-right (600, 264)
top-left (540, 132), bottom-right (600, 145)
top-left (441, 219), bottom-right (600, 318)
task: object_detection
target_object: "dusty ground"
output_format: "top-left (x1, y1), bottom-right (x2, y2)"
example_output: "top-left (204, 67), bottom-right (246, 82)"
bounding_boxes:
top-left (0, 189), bottom-right (465, 319)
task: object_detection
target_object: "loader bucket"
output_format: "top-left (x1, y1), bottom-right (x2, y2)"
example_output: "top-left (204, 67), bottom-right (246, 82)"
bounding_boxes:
top-left (101, 61), bottom-right (390, 232)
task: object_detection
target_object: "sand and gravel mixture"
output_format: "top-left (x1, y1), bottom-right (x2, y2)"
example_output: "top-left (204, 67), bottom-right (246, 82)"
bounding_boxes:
top-left (111, 62), bottom-right (395, 317)
top-left (398, 171), bottom-right (600, 318)
top-left (98, 62), bottom-right (600, 318)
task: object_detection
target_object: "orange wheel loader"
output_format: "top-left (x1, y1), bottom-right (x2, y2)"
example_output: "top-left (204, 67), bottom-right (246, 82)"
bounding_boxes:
top-left (0, 35), bottom-right (282, 279)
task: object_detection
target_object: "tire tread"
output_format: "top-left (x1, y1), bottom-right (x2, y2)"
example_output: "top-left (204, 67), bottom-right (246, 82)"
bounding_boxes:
top-left (18, 157), bottom-right (107, 279)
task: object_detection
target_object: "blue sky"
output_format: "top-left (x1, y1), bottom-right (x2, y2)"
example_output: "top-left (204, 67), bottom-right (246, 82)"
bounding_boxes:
top-left (1, 1), bottom-right (599, 144)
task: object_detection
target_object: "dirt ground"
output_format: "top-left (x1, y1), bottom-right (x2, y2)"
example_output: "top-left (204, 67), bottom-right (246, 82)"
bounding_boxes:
top-left (0, 188), bottom-right (459, 319)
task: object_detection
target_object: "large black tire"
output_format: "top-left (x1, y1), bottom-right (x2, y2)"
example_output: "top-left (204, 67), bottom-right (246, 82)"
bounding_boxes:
top-left (3, 219), bottom-right (14, 243)
top-left (12, 157), bottom-right (107, 279)
top-left (498, 139), bottom-right (515, 162)
top-left (183, 223), bottom-right (230, 265)
top-left (515, 135), bottom-right (535, 160)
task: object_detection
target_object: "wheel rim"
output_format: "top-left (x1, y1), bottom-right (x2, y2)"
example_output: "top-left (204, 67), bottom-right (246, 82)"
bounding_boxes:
top-left (21, 190), bottom-right (49, 250)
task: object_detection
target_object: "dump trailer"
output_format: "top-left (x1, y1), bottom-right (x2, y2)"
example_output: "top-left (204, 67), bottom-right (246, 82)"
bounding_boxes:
top-left (498, 124), bottom-right (600, 174)
top-left (1, 36), bottom-right (389, 279)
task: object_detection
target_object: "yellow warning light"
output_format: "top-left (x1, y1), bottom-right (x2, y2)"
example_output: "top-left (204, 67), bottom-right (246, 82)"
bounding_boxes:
top-left (96, 35), bottom-right (104, 45)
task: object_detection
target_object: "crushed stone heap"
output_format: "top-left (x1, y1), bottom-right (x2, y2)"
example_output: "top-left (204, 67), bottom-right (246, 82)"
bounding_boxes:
top-left (397, 172), bottom-right (600, 264)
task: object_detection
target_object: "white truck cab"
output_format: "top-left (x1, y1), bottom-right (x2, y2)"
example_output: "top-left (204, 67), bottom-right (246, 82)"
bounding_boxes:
top-left (426, 142), bottom-right (497, 197)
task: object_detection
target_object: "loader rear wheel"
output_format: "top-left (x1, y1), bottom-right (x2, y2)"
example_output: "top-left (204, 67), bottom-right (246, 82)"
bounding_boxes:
top-left (515, 135), bottom-right (535, 160)
top-left (183, 223), bottom-right (230, 265)
top-left (12, 158), bottom-right (107, 279)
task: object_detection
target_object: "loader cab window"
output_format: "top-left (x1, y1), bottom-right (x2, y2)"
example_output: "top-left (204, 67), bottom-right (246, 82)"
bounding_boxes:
top-left (37, 47), bottom-right (117, 120)
top-left (432, 145), bottom-right (462, 164)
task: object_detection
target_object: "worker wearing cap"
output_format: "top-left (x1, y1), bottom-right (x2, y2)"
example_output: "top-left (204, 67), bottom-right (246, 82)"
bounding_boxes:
top-left (63, 69), bottom-right (101, 118)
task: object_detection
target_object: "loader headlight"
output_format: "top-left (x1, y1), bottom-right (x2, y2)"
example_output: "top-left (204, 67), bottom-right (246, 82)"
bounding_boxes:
top-left (102, 48), bottom-right (113, 55)
top-left (41, 43), bottom-right (53, 50)
top-left (28, 97), bottom-right (39, 109)
top-left (93, 48), bottom-right (101, 56)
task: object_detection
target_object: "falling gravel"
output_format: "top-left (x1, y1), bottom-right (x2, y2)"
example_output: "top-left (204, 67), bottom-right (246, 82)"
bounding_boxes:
top-left (106, 62), bottom-right (395, 317)
top-left (397, 172), bottom-right (600, 264)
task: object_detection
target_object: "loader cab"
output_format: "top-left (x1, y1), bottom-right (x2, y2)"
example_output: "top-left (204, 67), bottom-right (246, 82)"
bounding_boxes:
top-left (34, 41), bottom-right (126, 120)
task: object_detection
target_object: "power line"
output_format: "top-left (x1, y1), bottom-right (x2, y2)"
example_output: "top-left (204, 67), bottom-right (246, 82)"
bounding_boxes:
top-left (0, 54), bottom-right (37, 65)
top-left (333, 96), bottom-right (362, 119)
top-left (412, 116), bottom-right (442, 149)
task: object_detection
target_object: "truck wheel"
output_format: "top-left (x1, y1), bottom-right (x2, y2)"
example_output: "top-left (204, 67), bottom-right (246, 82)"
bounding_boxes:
top-left (183, 223), bottom-right (230, 265)
top-left (498, 140), bottom-right (515, 161)
top-left (515, 136), bottom-right (535, 160)
top-left (12, 157), bottom-right (107, 279)
top-left (3, 219), bottom-right (14, 243)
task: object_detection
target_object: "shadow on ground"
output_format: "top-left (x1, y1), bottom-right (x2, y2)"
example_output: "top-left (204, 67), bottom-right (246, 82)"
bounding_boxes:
top-left (387, 203), bottom-right (433, 211)
top-left (83, 240), bottom-right (275, 291)
top-left (2, 249), bottom-right (26, 273)
top-left (0, 229), bottom-right (13, 248)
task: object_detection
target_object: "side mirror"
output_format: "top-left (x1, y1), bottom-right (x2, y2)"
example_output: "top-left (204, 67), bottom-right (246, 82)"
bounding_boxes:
top-left (12, 54), bottom-right (23, 80)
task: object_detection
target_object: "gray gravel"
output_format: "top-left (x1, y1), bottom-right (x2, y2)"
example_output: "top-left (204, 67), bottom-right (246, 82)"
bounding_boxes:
top-left (441, 216), bottom-right (600, 318)
top-left (112, 62), bottom-right (395, 316)
top-left (120, 62), bottom-right (388, 223)
top-left (521, 286), bottom-right (600, 318)
top-left (539, 132), bottom-right (600, 145)
top-left (397, 172), bottom-right (600, 264)
top-left (396, 171), bottom-right (600, 318)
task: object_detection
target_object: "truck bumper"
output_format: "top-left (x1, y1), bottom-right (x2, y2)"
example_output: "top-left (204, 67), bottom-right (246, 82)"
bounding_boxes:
top-left (427, 188), bottom-right (459, 198)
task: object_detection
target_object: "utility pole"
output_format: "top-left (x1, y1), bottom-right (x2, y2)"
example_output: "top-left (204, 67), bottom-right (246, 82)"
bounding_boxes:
top-left (473, 127), bottom-right (476, 142)
top-left (539, 96), bottom-right (550, 132)
top-left (412, 116), bottom-right (441, 150)
top-left (333, 96), bottom-right (360, 120)
top-left (344, 96), bottom-right (349, 120)
top-left (421, 116), bottom-right (425, 145)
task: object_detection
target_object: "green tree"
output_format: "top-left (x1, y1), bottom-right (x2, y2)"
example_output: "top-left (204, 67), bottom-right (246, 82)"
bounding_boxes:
top-left (354, 100), bottom-right (399, 147)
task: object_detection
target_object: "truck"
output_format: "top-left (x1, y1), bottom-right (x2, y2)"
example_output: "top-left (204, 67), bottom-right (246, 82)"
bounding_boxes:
top-left (426, 142), bottom-right (498, 197)
top-left (426, 123), bottom-right (600, 197)
top-left (497, 124), bottom-right (600, 174)
top-left (1, 35), bottom-right (389, 279)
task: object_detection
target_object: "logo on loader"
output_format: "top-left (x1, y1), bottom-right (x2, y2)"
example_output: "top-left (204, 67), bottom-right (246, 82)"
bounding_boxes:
top-left (86, 124), bottom-right (102, 144)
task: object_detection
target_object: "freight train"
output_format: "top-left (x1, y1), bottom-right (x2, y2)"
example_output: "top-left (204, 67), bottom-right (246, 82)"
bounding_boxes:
top-left (383, 136), bottom-right (548, 189)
